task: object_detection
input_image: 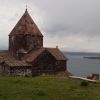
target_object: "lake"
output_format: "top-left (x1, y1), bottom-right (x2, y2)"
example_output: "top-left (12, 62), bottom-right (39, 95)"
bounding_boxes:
top-left (64, 52), bottom-right (100, 77)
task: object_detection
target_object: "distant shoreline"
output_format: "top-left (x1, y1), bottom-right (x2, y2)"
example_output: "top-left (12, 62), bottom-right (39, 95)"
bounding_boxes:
top-left (84, 57), bottom-right (100, 60)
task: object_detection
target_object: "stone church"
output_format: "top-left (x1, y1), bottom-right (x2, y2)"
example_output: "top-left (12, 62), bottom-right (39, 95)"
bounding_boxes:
top-left (0, 9), bottom-right (69, 77)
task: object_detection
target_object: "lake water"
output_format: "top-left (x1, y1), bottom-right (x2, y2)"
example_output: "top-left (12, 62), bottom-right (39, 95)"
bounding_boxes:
top-left (64, 52), bottom-right (100, 77)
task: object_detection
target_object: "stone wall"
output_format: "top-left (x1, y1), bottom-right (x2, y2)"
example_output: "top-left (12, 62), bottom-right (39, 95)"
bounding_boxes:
top-left (9, 35), bottom-right (43, 57)
top-left (0, 63), bottom-right (32, 77)
top-left (10, 66), bottom-right (32, 77)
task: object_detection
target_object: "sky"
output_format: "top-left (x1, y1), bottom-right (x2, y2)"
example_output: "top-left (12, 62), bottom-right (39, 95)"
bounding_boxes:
top-left (0, 0), bottom-right (100, 52)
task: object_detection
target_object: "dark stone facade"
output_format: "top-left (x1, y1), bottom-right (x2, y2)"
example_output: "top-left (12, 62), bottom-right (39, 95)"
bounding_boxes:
top-left (31, 50), bottom-right (66, 76)
top-left (9, 34), bottom-right (43, 57)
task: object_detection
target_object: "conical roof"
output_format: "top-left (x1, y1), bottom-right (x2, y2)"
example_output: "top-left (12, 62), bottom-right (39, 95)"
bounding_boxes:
top-left (9, 9), bottom-right (43, 36)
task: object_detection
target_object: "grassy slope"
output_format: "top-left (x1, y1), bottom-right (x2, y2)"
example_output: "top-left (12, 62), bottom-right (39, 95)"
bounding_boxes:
top-left (0, 76), bottom-right (99, 100)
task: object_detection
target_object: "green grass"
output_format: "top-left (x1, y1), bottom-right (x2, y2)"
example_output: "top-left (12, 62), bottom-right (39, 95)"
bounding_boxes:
top-left (0, 76), bottom-right (99, 100)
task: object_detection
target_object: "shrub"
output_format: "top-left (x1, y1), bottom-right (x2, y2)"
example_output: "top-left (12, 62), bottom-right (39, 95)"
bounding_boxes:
top-left (80, 81), bottom-right (89, 86)
top-left (37, 90), bottom-right (46, 96)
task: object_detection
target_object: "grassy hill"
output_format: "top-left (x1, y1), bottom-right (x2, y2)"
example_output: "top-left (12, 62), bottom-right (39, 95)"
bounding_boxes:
top-left (0, 76), bottom-right (99, 100)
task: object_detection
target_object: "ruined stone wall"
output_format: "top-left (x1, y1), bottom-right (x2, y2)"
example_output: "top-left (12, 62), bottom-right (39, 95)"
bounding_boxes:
top-left (10, 66), bottom-right (32, 77)
top-left (0, 63), bottom-right (32, 77)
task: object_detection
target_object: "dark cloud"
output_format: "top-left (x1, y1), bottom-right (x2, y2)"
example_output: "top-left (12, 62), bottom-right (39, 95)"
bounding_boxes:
top-left (43, 24), bottom-right (68, 34)
top-left (32, 0), bottom-right (100, 37)
top-left (0, 0), bottom-right (100, 52)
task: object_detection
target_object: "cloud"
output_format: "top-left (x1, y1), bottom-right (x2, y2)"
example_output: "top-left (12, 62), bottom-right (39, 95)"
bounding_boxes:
top-left (40, 0), bottom-right (100, 36)
top-left (44, 34), bottom-right (100, 52)
top-left (0, 0), bottom-right (100, 52)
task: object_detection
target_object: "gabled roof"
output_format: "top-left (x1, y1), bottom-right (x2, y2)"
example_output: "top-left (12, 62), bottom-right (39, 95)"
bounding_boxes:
top-left (23, 48), bottom-right (67, 63)
top-left (46, 48), bottom-right (67, 60)
top-left (9, 9), bottom-right (43, 36)
top-left (23, 48), bottom-right (45, 63)
top-left (0, 51), bottom-right (31, 67)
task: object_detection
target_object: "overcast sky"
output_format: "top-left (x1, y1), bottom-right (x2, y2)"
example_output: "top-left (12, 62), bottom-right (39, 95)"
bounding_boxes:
top-left (0, 0), bottom-right (100, 52)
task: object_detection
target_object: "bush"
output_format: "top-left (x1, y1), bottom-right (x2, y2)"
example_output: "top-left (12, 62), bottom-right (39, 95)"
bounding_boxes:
top-left (37, 90), bottom-right (46, 96)
top-left (80, 81), bottom-right (89, 86)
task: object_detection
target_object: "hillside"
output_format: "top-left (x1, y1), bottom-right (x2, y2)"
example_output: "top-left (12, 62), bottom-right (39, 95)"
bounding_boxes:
top-left (0, 76), bottom-right (99, 100)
